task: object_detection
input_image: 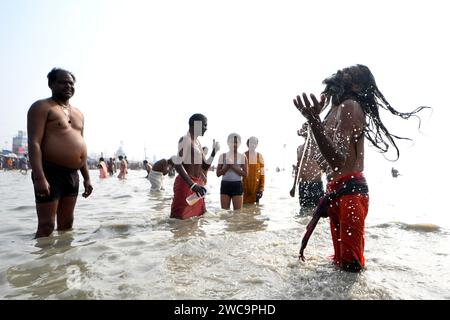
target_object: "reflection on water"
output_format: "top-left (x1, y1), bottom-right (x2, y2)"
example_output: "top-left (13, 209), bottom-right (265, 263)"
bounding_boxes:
top-left (223, 205), bottom-right (268, 233)
top-left (33, 231), bottom-right (75, 258)
top-left (6, 259), bottom-right (91, 300)
top-left (3, 220), bottom-right (93, 299)
top-left (6, 231), bottom-right (90, 299)
top-left (168, 218), bottom-right (206, 238)
top-left (0, 170), bottom-right (449, 299)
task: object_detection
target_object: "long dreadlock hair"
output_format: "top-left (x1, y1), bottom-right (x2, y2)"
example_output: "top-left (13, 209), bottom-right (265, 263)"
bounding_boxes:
top-left (321, 64), bottom-right (429, 160)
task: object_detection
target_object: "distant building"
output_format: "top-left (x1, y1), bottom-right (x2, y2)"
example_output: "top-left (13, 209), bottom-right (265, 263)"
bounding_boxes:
top-left (12, 130), bottom-right (28, 156)
top-left (116, 141), bottom-right (126, 157)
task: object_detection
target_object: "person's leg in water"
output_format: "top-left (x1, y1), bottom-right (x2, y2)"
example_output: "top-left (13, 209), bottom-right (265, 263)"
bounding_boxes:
top-left (231, 181), bottom-right (243, 210)
top-left (56, 196), bottom-right (77, 231)
top-left (220, 194), bottom-right (231, 209)
top-left (231, 195), bottom-right (243, 210)
top-left (35, 201), bottom-right (58, 238)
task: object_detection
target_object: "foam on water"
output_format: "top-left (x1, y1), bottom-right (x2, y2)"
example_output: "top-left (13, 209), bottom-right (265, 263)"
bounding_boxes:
top-left (372, 222), bottom-right (442, 233)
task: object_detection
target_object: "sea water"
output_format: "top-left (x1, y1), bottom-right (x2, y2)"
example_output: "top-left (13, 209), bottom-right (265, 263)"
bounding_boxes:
top-left (0, 168), bottom-right (449, 300)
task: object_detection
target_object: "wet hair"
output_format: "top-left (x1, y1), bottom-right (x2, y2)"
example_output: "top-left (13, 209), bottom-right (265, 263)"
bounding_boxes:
top-left (322, 64), bottom-right (429, 160)
top-left (47, 67), bottom-right (76, 85)
top-left (188, 113), bottom-right (207, 127)
top-left (143, 160), bottom-right (148, 164)
top-left (99, 157), bottom-right (104, 162)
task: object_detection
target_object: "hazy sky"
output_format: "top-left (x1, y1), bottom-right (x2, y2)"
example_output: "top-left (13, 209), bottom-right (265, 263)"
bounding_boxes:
top-left (1, 0), bottom-right (448, 177)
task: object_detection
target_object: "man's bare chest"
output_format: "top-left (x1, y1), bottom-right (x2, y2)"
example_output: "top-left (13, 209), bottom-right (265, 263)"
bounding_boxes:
top-left (323, 107), bottom-right (341, 139)
top-left (46, 108), bottom-right (82, 131)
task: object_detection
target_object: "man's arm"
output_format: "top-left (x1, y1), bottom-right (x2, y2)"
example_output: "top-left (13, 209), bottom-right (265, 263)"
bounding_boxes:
top-left (80, 122), bottom-right (93, 198)
top-left (80, 163), bottom-right (93, 198)
top-left (309, 100), bottom-right (364, 171)
top-left (203, 139), bottom-right (220, 171)
top-left (294, 94), bottom-right (364, 172)
top-left (173, 137), bottom-right (194, 184)
top-left (258, 153), bottom-right (265, 192)
top-left (290, 150), bottom-right (300, 197)
top-left (27, 101), bottom-right (50, 195)
top-left (173, 137), bottom-right (206, 196)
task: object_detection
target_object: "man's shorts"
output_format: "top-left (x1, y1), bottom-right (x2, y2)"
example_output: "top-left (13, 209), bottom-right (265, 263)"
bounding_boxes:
top-left (31, 161), bottom-right (79, 203)
top-left (299, 180), bottom-right (324, 208)
top-left (220, 180), bottom-right (243, 197)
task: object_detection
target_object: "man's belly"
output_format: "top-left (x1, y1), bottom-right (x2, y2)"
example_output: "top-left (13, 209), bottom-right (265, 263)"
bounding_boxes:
top-left (41, 133), bottom-right (87, 169)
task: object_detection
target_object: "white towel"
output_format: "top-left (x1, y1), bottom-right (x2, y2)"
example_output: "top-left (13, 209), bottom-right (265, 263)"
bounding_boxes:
top-left (149, 171), bottom-right (164, 191)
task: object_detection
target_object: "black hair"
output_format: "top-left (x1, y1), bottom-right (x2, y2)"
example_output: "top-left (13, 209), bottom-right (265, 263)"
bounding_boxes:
top-left (322, 64), bottom-right (430, 160)
top-left (246, 136), bottom-right (258, 146)
top-left (47, 67), bottom-right (76, 85)
top-left (188, 113), bottom-right (207, 127)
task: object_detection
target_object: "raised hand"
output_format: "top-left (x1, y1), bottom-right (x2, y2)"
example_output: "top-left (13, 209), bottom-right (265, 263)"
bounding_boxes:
top-left (293, 93), bottom-right (325, 123)
top-left (211, 139), bottom-right (220, 157)
top-left (212, 139), bottom-right (220, 153)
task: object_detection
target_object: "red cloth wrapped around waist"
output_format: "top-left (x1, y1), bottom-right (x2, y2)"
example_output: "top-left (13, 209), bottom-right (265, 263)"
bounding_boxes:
top-left (326, 172), bottom-right (366, 193)
top-left (299, 172), bottom-right (368, 260)
top-left (170, 175), bottom-right (206, 220)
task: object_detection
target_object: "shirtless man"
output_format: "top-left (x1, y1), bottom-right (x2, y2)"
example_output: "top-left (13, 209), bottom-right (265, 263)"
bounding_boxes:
top-left (148, 158), bottom-right (173, 191)
top-left (293, 64), bottom-right (427, 271)
top-left (117, 155), bottom-right (127, 179)
top-left (27, 68), bottom-right (93, 238)
top-left (170, 113), bottom-right (220, 219)
top-left (107, 157), bottom-right (115, 176)
top-left (290, 123), bottom-right (324, 213)
top-left (143, 160), bottom-right (152, 178)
